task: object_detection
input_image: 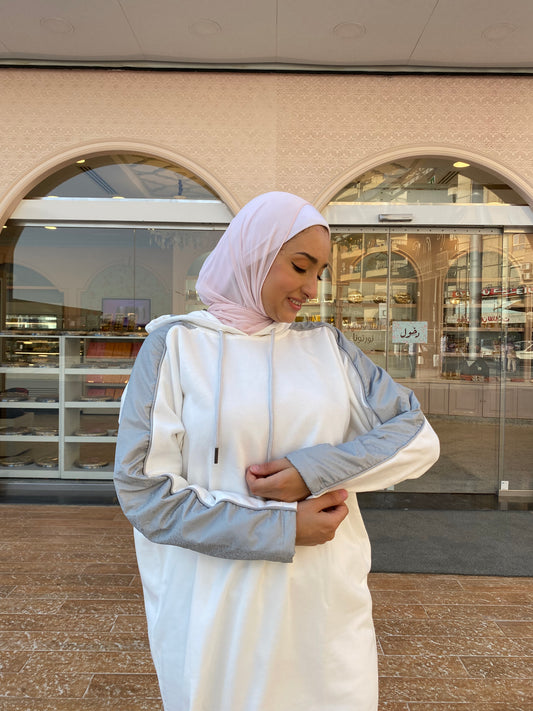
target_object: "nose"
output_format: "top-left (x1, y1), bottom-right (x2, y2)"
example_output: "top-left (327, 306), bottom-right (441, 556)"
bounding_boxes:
top-left (302, 274), bottom-right (318, 300)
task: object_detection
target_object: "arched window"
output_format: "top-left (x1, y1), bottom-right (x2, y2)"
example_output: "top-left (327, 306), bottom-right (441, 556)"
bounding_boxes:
top-left (26, 154), bottom-right (219, 200)
top-left (331, 156), bottom-right (527, 205)
top-left (0, 154), bottom-right (232, 481)
top-left (325, 155), bottom-right (533, 497)
top-left (3, 154), bottom-right (232, 331)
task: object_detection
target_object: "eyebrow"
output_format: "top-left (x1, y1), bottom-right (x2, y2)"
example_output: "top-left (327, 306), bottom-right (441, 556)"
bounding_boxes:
top-left (293, 251), bottom-right (329, 269)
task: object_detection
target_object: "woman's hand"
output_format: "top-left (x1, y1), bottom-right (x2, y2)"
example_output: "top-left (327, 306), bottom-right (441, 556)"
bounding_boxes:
top-left (245, 458), bottom-right (311, 502)
top-left (295, 489), bottom-right (349, 546)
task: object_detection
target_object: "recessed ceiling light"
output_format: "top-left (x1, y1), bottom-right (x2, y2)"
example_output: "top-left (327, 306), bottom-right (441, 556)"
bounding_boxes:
top-left (112, 196), bottom-right (125, 200)
top-left (481, 23), bottom-right (517, 42)
top-left (76, 159), bottom-right (86, 164)
top-left (332, 22), bottom-right (366, 39)
top-left (190, 19), bottom-right (222, 36)
top-left (40, 16), bottom-right (74, 34)
top-left (453, 161), bottom-right (470, 168)
top-left (44, 225), bottom-right (57, 230)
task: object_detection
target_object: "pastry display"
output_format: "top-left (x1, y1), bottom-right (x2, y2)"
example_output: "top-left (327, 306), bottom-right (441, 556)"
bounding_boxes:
top-left (31, 427), bottom-right (59, 436)
top-left (0, 333), bottom-right (144, 478)
top-left (74, 428), bottom-right (107, 437)
top-left (80, 395), bottom-right (113, 402)
top-left (0, 453), bottom-right (34, 467)
top-left (347, 290), bottom-right (363, 304)
top-left (0, 426), bottom-right (32, 435)
top-left (1, 391), bottom-right (29, 401)
top-left (393, 292), bottom-right (413, 304)
top-left (35, 455), bottom-right (59, 469)
top-left (74, 457), bottom-right (109, 470)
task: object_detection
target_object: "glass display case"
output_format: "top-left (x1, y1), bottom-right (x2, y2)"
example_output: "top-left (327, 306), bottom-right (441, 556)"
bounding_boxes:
top-left (0, 333), bottom-right (144, 479)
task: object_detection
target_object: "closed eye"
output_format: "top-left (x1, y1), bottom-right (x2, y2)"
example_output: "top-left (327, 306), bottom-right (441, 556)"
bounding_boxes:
top-left (292, 262), bottom-right (323, 280)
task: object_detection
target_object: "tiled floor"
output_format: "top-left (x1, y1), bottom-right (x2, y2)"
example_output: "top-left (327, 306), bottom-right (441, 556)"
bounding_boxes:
top-left (0, 505), bottom-right (531, 710)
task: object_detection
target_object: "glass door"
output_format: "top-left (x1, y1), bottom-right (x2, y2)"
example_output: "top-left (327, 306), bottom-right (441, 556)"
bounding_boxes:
top-left (501, 231), bottom-right (533, 498)
top-left (329, 227), bottom-right (516, 495)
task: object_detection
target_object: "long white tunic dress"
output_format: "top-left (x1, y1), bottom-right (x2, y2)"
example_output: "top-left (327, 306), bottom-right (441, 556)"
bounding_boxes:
top-left (114, 311), bottom-right (440, 711)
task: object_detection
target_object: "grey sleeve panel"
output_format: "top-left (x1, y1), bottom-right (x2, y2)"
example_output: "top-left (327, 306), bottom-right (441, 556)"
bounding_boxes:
top-left (286, 324), bottom-right (439, 495)
top-left (113, 323), bottom-right (296, 563)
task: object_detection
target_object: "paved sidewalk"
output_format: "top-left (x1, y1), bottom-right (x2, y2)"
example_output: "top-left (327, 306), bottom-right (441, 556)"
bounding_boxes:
top-left (0, 505), bottom-right (531, 710)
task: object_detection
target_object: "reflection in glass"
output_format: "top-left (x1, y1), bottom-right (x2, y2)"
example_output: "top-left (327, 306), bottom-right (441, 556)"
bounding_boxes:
top-left (26, 154), bottom-right (220, 201)
top-left (331, 157), bottom-right (527, 206)
top-left (0, 225), bottom-right (222, 333)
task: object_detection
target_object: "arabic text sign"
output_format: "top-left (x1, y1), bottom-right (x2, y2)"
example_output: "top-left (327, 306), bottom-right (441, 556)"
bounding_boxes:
top-left (392, 321), bottom-right (427, 344)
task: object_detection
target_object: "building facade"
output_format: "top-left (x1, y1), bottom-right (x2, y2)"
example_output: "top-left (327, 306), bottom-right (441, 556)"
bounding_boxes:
top-left (0, 68), bottom-right (532, 504)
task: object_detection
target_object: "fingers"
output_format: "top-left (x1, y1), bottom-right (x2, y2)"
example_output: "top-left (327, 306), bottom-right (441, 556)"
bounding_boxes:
top-left (246, 469), bottom-right (309, 502)
top-left (315, 488), bottom-right (349, 511)
top-left (248, 458), bottom-right (289, 477)
top-left (246, 462), bottom-right (311, 502)
top-left (295, 489), bottom-right (349, 546)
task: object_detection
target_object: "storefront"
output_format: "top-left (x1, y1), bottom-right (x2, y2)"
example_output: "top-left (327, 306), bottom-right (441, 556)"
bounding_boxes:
top-left (1, 153), bottom-right (532, 505)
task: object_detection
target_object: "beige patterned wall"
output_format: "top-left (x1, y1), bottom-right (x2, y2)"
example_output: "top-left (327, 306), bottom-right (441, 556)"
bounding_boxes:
top-left (1, 69), bottom-right (532, 221)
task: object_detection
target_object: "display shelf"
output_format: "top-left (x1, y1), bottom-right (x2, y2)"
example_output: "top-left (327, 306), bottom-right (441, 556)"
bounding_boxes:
top-left (65, 401), bottom-right (121, 408)
top-left (62, 468), bottom-right (114, 480)
top-left (0, 400), bottom-right (60, 409)
top-left (0, 467), bottom-right (60, 479)
top-left (0, 366), bottom-right (59, 373)
top-left (0, 332), bottom-right (144, 479)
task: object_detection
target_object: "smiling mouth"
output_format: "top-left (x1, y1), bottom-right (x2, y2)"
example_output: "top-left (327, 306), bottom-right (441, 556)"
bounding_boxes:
top-left (288, 298), bottom-right (303, 310)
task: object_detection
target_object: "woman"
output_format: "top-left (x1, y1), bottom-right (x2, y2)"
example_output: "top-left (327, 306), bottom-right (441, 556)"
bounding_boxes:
top-left (114, 191), bottom-right (439, 711)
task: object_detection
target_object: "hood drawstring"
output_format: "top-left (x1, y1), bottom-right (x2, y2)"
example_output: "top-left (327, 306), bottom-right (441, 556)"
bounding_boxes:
top-left (266, 329), bottom-right (275, 462)
top-left (213, 331), bottom-right (225, 464)
top-left (212, 328), bottom-right (276, 466)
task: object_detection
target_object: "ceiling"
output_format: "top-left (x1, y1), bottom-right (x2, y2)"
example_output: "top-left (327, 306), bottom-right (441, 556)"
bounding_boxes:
top-left (1, 0), bottom-right (533, 73)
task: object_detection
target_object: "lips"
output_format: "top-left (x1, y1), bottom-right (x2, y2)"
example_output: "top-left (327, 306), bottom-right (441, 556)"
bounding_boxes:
top-left (288, 298), bottom-right (303, 311)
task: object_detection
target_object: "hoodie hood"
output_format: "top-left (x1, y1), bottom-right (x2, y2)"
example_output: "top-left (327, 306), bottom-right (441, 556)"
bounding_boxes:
top-left (145, 310), bottom-right (292, 338)
top-left (145, 310), bottom-right (290, 464)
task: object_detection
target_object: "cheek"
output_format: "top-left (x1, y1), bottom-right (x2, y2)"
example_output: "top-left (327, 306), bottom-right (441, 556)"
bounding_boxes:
top-left (262, 267), bottom-right (290, 315)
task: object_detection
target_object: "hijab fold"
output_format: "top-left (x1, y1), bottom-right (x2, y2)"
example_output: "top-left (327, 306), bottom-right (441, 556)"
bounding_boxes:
top-left (195, 191), bottom-right (330, 335)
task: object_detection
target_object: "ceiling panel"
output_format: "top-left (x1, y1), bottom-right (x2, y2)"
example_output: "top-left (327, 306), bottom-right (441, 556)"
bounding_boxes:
top-left (411, 0), bottom-right (533, 67)
top-left (0, 0), bottom-right (140, 59)
top-left (277, 0), bottom-right (435, 65)
top-left (0, 0), bottom-right (531, 70)
top-left (110, 0), bottom-right (277, 62)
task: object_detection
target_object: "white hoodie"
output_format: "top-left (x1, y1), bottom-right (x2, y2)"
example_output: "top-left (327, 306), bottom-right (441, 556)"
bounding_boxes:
top-left (114, 311), bottom-right (439, 711)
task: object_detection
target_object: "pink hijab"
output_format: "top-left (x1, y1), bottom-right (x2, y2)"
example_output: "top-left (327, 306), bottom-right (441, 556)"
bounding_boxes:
top-left (196, 191), bottom-right (330, 334)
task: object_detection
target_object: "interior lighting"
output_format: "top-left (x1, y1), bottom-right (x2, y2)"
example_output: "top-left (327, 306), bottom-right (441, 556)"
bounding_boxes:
top-left (44, 225), bottom-right (57, 230)
top-left (453, 161), bottom-right (470, 168)
top-left (332, 22), bottom-right (366, 39)
top-left (190, 19), bottom-right (222, 36)
top-left (112, 196), bottom-right (125, 200)
top-left (76, 159), bottom-right (86, 164)
top-left (378, 213), bottom-right (413, 222)
top-left (40, 16), bottom-right (74, 34)
top-left (481, 23), bottom-right (517, 42)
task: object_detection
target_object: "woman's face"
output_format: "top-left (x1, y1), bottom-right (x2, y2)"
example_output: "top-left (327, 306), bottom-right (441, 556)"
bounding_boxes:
top-left (261, 225), bottom-right (331, 323)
